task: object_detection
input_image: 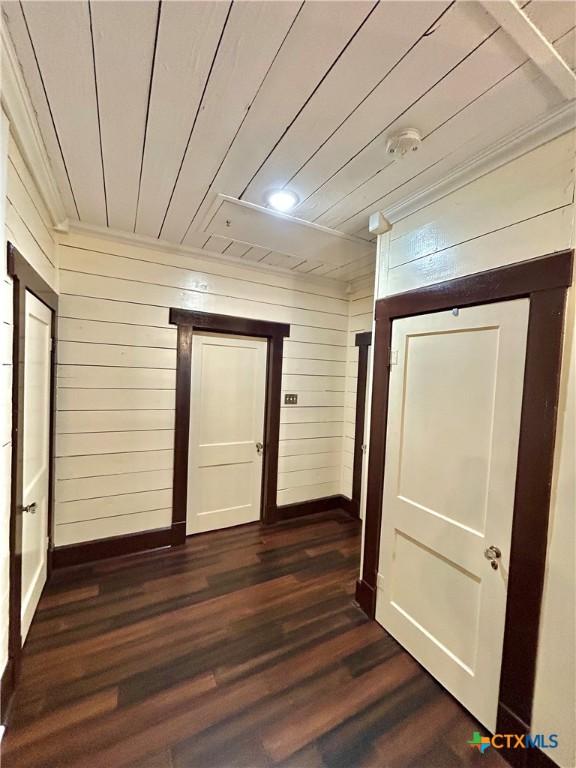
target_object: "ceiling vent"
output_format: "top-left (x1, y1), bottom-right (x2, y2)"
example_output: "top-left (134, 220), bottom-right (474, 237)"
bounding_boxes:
top-left (385, 128), bottom-right (422, 158)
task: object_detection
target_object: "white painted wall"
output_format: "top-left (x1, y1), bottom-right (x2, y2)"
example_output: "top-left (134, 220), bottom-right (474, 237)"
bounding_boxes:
top-left (374, 130), bottom-right (576, 768)
top-left (532, 262), bottom-right (575, 768)
top-left (0, 109), bottom-right (10, 688)
top-left (1, 127), bottom-right (58, 686)
top-left (53, 231), bottom-right (354, 545)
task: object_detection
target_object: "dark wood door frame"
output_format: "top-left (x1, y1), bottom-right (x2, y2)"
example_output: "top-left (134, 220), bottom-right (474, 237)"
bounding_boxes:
top-left (351, 331), bottom-right (372, 517)
top-left (3, 243), bottom-right (58, 724)
top-left (355, 250), bottom-right (573, 760)
top-left (169, 308), bottom-right (290, 541)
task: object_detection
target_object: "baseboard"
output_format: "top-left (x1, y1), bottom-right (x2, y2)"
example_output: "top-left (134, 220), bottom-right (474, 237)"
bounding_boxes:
top-left (274, 494), bottom-right (359, 522)
top-left (0, 657), bottom-right (16, 725)
top-left (51, 496), bottom-right (357, 568)
top-left (339, 495), bottom-right (359, 518)
top-left (51, 526), bottom-right (176, 569)
top-left (355, 578), bottom-right (376, 618)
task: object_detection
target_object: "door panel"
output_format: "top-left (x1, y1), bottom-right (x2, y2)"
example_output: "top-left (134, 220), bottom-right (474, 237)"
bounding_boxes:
top-left (187, 333), bottom-right (267, 534)
top-left (376, 299), bottom-right (529, 730)
top-left (21, 290), bottom-right (52, 641)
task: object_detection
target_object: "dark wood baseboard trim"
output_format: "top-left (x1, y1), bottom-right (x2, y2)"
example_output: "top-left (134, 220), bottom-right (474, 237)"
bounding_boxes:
top-left (274, 495), bottom-right (358, 522)
top-left (338, 495), bottom-right (359, 518)
top-left (52, 497), bottom-right (357, 570)
top-left (354, 578), bottom-right (376, 617)
top-left (51, 527), bottom-right (175, 569)
top-left (0, 658), bottom-right (16, 725)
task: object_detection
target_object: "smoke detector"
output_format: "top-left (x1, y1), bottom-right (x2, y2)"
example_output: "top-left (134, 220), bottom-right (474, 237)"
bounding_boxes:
top-left (385, 128), bottom-right (422, 158)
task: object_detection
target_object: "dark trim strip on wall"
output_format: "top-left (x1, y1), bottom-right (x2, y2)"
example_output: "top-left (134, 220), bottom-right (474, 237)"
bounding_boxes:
top-left (169, 308), bottom-right (290, 536)
top-left (5, 242), bottom-right (58, 724)
top-left (351, 331), bottom-right (372, 517)
top-left (275, 494), bottom-right (357, 522)
top-left (356, 249), bottom-right (573, 759)
top-left (52, 527), bottom-right (175, 569)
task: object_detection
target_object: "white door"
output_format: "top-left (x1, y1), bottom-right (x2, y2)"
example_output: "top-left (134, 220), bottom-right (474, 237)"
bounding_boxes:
top-left (376, 299), bottom-right (529, 731)
top-left (187, 333), bottom-right (267, 535)
top-left (21, 290), bottom-right (52, 641)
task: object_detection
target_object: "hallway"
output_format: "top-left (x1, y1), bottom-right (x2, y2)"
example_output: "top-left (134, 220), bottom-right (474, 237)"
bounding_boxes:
top-left (3, 511), bottom-right (505, 768)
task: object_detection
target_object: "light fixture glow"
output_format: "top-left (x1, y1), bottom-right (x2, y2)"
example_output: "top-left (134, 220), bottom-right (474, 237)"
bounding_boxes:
top-left (266, 189), bottom-right (299, 212)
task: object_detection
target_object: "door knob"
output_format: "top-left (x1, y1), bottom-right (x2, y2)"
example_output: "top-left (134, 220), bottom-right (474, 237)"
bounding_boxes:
top-left (484, 545), bottom-right (501, 570)
top-left (22, 502), bottom-right (37, 514)
top-left (256, 442), bottom-right (264, 455)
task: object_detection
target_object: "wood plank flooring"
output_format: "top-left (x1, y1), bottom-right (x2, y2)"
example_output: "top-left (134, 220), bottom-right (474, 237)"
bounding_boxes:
top-left (2, 511), bottom-right (507, 768)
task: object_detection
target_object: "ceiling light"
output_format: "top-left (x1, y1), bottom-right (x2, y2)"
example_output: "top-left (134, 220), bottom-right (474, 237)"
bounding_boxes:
top-left (266, 189), bottom-right (299, 212)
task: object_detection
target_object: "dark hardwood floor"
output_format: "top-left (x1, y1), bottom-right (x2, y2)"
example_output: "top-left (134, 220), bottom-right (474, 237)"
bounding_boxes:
top-left (2, 510), bottom-right (506, 768)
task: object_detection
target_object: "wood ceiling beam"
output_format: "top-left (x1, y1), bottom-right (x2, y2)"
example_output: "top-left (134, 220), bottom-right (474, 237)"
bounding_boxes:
top-left (479, 0), bottom-right (576, 101)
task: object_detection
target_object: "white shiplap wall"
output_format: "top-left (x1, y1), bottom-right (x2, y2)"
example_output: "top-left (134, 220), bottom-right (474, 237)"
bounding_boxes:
top-left (0, 110), bottom-right (10, 687)
top-left (340, 278), bottom-right (374, 500)
top-left (375, 130), bottom-right (576, 768)
top-left (54, 231), bottom-right (353, 544)
top-left (1, 129), bottom-right (58, 681)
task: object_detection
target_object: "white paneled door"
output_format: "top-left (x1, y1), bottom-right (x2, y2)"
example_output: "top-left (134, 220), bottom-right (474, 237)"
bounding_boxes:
top-left (376, 299), bottom-right (529, 731)
top-left (187, 333), bottom-right (267, 535)
top-left (21, 291), bottom-right (52, 641)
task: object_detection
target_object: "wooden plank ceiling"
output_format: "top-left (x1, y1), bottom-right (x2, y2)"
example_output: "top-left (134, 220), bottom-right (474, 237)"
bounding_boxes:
top-left (4, 0), bottom-right (576, 282)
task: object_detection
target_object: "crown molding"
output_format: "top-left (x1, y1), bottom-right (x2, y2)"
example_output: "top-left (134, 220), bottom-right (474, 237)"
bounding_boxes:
top-left (1, 22), bottom-right (67, 227)
top-left (59, 220), bottom-right (351, 295)
top-left (383, 100), bottom-right (576, 225)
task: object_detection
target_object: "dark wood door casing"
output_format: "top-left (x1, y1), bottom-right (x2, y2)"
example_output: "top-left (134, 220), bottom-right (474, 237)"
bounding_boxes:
top-left (169, 309), bottom-right (290, 541)
top-left (351, 331), bottom-right (372, 517)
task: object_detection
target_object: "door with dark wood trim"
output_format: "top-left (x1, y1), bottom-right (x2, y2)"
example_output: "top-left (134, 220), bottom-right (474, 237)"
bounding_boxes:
top-left (5, 243), bottom-right (58, 722)
top-left (356, 250), bottom-right (573, 753)
top-left (376, 299), bottom-right (530, 730)
top-left (169, 309), bottom-right (290, 541)
top-left (187, 332), bottom-right (268, 534)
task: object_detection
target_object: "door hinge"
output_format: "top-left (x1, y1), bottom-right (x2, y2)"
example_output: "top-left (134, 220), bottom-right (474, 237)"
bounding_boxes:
top-left (49, 337), bottom-right (54, 352)
top-left (389, 349), bottom-right (398, 366)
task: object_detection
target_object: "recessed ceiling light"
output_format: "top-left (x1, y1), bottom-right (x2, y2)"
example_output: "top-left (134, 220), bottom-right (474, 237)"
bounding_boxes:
top-left (266, 189), bottom-right (299, 212)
